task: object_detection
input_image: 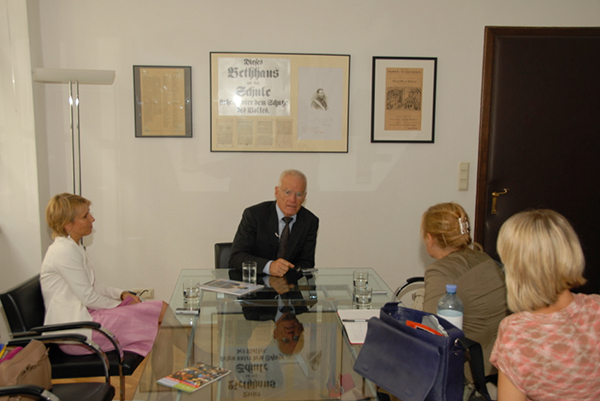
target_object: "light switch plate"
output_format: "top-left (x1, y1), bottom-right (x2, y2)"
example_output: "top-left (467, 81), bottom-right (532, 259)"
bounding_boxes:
top-left (458, 162), bottom-right (469, 191)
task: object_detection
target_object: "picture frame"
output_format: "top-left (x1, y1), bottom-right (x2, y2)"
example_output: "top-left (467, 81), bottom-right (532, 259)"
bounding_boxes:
top-left (210, 52), bottom-right (350, 152)
top-left (133, 65), bottom-right (192, 138)
top-left (371, 57), bottom-right (437, 143)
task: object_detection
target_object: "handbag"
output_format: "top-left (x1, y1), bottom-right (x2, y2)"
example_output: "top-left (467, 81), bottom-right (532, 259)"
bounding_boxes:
top-left (353, 303), bottom-right (489, 401)
top-left (0, 339), bottom-right (52, 400)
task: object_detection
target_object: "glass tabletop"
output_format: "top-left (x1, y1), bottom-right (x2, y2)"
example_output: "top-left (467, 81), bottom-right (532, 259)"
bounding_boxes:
top-left (133, 268), bottom-right (394, 401)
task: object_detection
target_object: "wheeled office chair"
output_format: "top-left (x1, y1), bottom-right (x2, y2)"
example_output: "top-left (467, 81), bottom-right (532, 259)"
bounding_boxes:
top-left (0, 275), bottom-right (144, 401)
top-left (0, 335), bottom-right (115, 401)
top-left (214, 242), bottom-right (233, 269)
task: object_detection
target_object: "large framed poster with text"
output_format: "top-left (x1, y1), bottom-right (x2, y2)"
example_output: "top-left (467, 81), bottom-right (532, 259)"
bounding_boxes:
top-left (210, 52), bottom-right (350, 152)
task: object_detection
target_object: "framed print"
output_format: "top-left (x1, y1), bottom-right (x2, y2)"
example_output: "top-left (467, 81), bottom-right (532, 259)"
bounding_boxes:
top-left (371, 57), bottom-right (437, 143)
top-left (134, 65), bottom-right (192, 137)
top-left (210, 52), bottom-right (350, 152)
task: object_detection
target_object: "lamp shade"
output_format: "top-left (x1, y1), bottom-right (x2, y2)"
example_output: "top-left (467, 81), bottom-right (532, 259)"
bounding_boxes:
top-left (33, 68), bottom-right (115, 85)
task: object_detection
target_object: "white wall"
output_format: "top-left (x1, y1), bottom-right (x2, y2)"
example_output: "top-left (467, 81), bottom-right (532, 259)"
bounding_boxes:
top-left (3, 0), bottom-right (600, 307)
top-left (0, 0), bottom-right (45, 341)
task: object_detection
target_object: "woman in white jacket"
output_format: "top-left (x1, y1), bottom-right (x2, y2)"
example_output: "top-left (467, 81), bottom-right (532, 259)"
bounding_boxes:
top-left (41, 193), bottom-right (167, 356)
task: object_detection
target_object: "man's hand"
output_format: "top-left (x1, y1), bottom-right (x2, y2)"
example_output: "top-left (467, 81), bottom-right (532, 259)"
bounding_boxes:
top-left (270, 258), bottom-right (295, 277)
top-left (270, 276), bottom-right (291, 294)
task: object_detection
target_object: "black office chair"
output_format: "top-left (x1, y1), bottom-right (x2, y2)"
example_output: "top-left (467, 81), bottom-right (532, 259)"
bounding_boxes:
top-left (0, 335), bottom-right (115, 401)
top-left (214, 242), bottom-right (233, 269)
top-left (0, 383), bottom-right (114, 401)
top-left (0, 275), bottom-right (144, 401)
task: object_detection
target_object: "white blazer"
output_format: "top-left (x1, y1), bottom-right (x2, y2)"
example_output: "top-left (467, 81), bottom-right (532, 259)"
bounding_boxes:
top-left (40, 236), bottom-right (124, 339)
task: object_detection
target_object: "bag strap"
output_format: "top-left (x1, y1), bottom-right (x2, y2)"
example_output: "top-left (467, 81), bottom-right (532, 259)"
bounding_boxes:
top-left (457, 337), bottom-right (492, 401)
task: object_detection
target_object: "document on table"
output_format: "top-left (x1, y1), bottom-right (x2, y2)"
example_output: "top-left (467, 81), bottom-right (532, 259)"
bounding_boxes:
top-left (337, 309), bottom-right (380, 345)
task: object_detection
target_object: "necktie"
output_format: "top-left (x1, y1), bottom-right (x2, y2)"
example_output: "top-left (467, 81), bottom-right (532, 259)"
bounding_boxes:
top-left (277, 217), bottom-right (292, 259)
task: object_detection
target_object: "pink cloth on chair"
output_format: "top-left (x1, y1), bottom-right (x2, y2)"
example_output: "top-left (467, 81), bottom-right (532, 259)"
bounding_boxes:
top-left (61, 298), bottom-right (162, 357)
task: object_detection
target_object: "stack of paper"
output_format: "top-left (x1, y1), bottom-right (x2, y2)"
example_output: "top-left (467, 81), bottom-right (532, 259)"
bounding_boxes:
top-left (337, 309), bottom-right (380, 345)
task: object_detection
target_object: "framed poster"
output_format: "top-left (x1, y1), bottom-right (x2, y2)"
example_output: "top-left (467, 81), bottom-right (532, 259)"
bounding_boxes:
top-left (371, 57), bottom-right (437, 143)
top-left (134, 65), bottom-right (192, 137)
top-left (210, 52), bottom-right (350, 152)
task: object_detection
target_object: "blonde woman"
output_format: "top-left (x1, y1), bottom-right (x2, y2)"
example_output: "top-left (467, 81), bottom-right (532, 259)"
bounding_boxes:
top-left (491, 209), bottom-right (600, 400)
top-left (421, 202), bottom-right (508, 376)
top-left (41, 193), bottom-right (167, 356)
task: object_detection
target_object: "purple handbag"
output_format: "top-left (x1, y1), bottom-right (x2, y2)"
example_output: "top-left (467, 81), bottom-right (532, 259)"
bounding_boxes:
top-left (353, 303), bottom-right (465, 401)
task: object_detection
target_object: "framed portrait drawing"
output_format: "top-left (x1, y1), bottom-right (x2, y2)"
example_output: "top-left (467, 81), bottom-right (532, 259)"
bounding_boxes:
top-left (371, 57), bottom-right (437, 143)
top-left (134, 65), bottom-right (192, 138)
top-left (210, 52), bottom-right (350, 152)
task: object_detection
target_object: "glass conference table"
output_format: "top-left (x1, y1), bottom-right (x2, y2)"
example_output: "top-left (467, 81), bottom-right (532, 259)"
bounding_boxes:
top-left (133, 268), bottom-right (394, 401)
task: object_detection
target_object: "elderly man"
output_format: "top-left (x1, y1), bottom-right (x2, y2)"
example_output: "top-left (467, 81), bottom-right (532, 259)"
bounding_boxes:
top-left (229, 169), bottom-right (319, 276)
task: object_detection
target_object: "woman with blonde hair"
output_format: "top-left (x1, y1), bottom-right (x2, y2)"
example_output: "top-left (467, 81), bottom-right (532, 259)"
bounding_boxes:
top-left (491, 209), bottom-right (600, 400)
top-left (41, 193), bottom-right (167, 356)
top-left (421, 202), bottom-right (508, 376)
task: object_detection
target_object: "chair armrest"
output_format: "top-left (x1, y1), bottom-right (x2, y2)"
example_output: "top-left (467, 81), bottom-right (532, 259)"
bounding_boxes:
top-left (7, 334), bottom-right (111, 382)
top-left (8, 333), bottom-right (88, 346)
top-left (11, 330), bottom-right (44, 338)
top-left (32, 321), bottom-right (101, 331)
top-left (31, 321), bottom-right (124, 360)
top-left (0, 385), bottom-right (56, 401)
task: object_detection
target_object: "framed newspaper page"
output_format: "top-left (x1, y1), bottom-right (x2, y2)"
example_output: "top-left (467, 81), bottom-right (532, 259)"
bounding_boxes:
top-left (371, 57), bottom-right (437, 143)
top-left (210, 52), bottom-right (350, 152)
top-left (134, 65), bottom-right (192, 138)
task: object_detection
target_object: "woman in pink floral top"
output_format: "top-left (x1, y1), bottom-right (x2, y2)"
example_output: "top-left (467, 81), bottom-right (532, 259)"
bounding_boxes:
top-left (491, 209), bottom-right (600, 401)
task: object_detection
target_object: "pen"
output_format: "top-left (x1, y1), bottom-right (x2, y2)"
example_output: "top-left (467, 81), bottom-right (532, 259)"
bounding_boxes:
top-left (342, 319), bottom-right (367, 322)
top-left (372, 290), bottom-right (387, 295)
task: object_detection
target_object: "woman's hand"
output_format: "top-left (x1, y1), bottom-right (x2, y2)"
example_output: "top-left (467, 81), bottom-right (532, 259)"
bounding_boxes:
top-left (120, 291), bottom-right (142, 304)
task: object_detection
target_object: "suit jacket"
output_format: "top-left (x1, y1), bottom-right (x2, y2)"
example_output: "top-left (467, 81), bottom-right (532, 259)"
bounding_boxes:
top-left (229, 201), bottom-right (319, 271)
top-left (40, 236), bottom-right (124, 338)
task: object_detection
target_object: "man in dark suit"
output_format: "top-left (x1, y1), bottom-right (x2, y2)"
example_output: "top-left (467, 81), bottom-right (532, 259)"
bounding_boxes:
top-left (229, 169), bottom-right (319, 276)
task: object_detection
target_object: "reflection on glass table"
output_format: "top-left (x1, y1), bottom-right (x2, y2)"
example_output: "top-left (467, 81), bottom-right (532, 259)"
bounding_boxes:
top-left (133, 268), bottom-right (393, 401)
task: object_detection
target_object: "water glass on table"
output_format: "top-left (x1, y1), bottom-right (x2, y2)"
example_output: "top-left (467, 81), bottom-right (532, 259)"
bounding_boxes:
top-left (242, 261), bottom-right (257, 283)
top-left (182, 279), bottom-right (200, 301)
top-left (353, 270), bottom-right (369, 289)
top-left (354, 286), bottom-right (373, 306)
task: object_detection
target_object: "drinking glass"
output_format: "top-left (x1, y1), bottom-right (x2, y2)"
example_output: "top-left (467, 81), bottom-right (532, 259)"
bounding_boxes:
top-left (354, 286), bottom-right (373, 305)
top-left (182, 279), bottom-right (199, 300)
top-left (353, 270), bottom-right (369, 289)
top-left (242, 261), bottom-right (257, 283)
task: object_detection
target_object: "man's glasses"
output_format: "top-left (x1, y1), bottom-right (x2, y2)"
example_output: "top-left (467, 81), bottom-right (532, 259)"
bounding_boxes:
top-left (279, 188), bottom-right (306, 198)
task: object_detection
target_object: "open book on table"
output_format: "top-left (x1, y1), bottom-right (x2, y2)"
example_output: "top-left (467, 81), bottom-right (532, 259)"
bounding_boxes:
top-left (157, 363), bottom-right (230, 393)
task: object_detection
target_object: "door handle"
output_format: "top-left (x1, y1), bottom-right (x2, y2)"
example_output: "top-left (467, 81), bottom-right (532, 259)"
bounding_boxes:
top-left (491, 188), bottom-right (509, 215)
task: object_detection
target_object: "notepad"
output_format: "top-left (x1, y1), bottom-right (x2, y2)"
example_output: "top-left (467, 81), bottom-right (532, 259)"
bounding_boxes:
top-left (337, 309), bottom-right (380, 345)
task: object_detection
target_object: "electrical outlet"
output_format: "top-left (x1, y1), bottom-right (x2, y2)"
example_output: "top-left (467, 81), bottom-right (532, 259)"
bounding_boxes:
top-left (132, 288), bottom-right (154, 299)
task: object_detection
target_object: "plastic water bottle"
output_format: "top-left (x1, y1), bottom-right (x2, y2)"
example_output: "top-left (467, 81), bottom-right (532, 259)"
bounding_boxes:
top-left (437, 284), bottom-right (464, 330)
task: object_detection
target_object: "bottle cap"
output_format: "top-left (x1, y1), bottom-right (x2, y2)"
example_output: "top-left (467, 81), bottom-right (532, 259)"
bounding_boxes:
top-left (446, 284), bottom-right (457, 293)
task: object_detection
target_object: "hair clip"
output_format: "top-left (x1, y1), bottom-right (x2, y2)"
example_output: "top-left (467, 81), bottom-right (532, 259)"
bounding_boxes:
top-left (458, 217), bottom-right (469, 235)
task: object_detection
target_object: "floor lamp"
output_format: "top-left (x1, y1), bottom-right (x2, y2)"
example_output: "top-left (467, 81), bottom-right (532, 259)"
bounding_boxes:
top-left (33, 68), bottom-right (115, 196)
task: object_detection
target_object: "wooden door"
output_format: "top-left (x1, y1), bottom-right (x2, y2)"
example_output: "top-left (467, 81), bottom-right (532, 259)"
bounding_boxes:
top-left (475, 27), bottom-right (600, 294)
